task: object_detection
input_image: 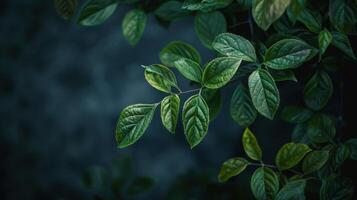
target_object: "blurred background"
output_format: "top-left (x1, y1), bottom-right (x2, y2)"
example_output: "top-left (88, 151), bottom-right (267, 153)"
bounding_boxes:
top-left (1, 1), bottom-right (356, 200)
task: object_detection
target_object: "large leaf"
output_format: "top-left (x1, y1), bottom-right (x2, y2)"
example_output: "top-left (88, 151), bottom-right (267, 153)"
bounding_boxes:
top-left (54, 0), bottom-right (78, 20)
top-left (275, 143), bottom-right (311, 170)
top-left (218, 157), bottom-right (249, 182)
top-left (201, 88), bottom-right (222, 121)
top-left (303, 70), bottom-right (333, 111)
top-left (329, 0), bottom-right (356, 33)
top-left (302, 150), bottom-right (329, 174)
top-left (275, 179), bottom-right (307, 200)
top-left (212, 33), bottom-right (257, 62)
top-left (116, 104), bottom-right (158, 148)
top-left (182, 0), bottom-right (233, 12)
top-left (280, 105), bottom-right (313, 123)
top-left (296, 8), bottom-right (322, 33)
top-left (78, 0), bottom-right (118, 26)
top-left (248, 69), bottom-right (280, 120)
top-left (264, 39), bottom-right (315, 70)
top-left (173, 58), bottom-right (202, 83)
top-left (160, 41), bottom-right (201, 67)
top-left (154, 1), bottom-right (190, 21)
top-left (318, 29), bottom-right (333, 56)
top-left (230, 83), bottom-right (257, 127)
top-left (182, 94), bottom-right (209, 148)
top-left (345, 138), bottom-right (357, 160)
top-left (144, 64), bottom-right (178, 93)
top-left (122, 9), bottom-right (147, 46)
top-left (203, 57), bottom-right (242, 89)
top-left (252, 0), bottom-right (292, 30)
top-left (331, 31), bottom-right (356, 60)
top-left (250, 167), bottom-right (279, 200)
top-left (160, 94), bottom-right (180, 134)
top-left (307, 114), bottom-right (336, 143)
top-left (242, 128), bottom-right (262, 161)
top-left (320, 175), bottom-right (354, 200)
top-left (194, 11), bottom-right (227, 49)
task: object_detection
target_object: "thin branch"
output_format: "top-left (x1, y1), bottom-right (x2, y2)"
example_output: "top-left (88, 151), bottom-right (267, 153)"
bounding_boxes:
top-left (178, 88), bottom-right (201, 95)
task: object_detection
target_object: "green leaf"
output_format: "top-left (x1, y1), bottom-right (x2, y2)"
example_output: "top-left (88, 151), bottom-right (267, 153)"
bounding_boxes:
top-left (144, 64), bottom-right (178, 93)
top-left (182, 94), bottom-right (210, 148)
top-left (320, 174), bottom-right (354, 200)
top-left (345, 138), bottom-right (357, 160)
top-left (296, 8), bottom-right (322, 33)
top-left (242, 128), bottom-right (262, 161)
top-left (307, 114), bottom-right (336, 143)
top-left (333, 144), bottom-right (350, 168)
top-left (236, 0), bottom-right (252, 9)
top-left (194, 11), bottom-right (227, 49)
top-left (270, 69), bottom-right (297, 82)
top-left (275, 143), bottom-right (311, 170)
top-left (173, 58), bottom-right (202, 83)
top-left (122, 9), bottom-right (147, 46)
top-left (203, 57), bottom-right (242, 89)
top-left (287, 0), bottom-right (306, 23)
top-left (252, 0), bottom-right (292, 30)
top-left (218, 157), bottom-right (249, 182)
top-left (332, 31), bottom-right (356, 60)
top-left (54, 0), bottom-right (78, 21)
top-left (264, 39), bottom-right (315, 70)
top-left (248, 69), bottom-right (280, 120)
top-left (212, 33), bottom-right (257, 62)
top-left (275, 179), bottom-right (307, 200)
top-left (154, 1), bottom-right (190, 21)
top-left (160, 94), bottom-right (180, 134)
top-left (318, 29), bottom-right (333, 56)
top-left (230, 83), bottom-right (257, 127)
top-left (303, 70), bottom-right (333, 111)
top-left (183, 0), bottom-right (233, 12)
top-left (302, 150), bottom-right (329, 174)
top-left (116, 104), bottom-right (158, 148)
top-left (127, 176), bottom-right (155, 196)
top-left (201, 88), bottom-right (222, 121)
top-left (159, 41), bottom-right (201, 67)
top-left (291, 123), bottom-right (311, 144)
top-left (329, 0), bottom-right (356, 33)
top-left (280, 105), bottom-right (313, 123)
top-left (78, 0), bottom-right (118, 26)
top-left (250, 167), bottom-right (279, 200)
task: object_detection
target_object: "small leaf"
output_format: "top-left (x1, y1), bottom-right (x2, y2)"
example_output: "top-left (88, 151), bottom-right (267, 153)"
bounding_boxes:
top-left (218, 157), bottom-right (249, 182)
top-left (307, 114), bottom-right (336, 143)
top-left (203, 57), bottom-right (242, 89)
top-left (182, 0), bottom-right (233, 12)
top-left (296, 8), bottom-right (322, 33)
top-left (250, 167), bottom-right (279, 200)
top-left (248, 69), bottom-right (280, 120)
top-left (230, 83), bottom-right (257, 127)
top-left (333, 144), bottom-right (350, 168)
top-left (160, 41), bottom-right (201, 67)
top-left (122, 9), bottom-right (147, 46)
top-left (275, 143), bottom-right (311, 170)
top-left (160, 94), bottom-right (180, 134)
top-left (154, 1), bottom-right (190, 21)
top-left (173, 58), bottom-right (202, 83)
top-left (127, 177), bottom-right (154, 196)
top-left (252, 0), bottom-right (292, 30)
top-left (280, 105), bottom-right (313, 123)
top-left (116, 104), bottom-right (158, 148)
top-left (78, 0), bottom-right (118, 26)
top-left (182, 94), bottom-right (209, 148)
top-left (320, 174), bottom-right (354, 200)
top-left (331, 31), bottom-right (356, 60)
top-left (264, 39), bottom-right (315, 70)
top-left (329, 0), bottom-right (356, 33)
top-left (144, 64), bottom-right (178, 93)
top-left (212, 33), bottom-right (257, 62)
top-left (201, 88), bottom-right (222, 121)
top-left (242, 128), bottom-right (262, 161)
top-left (318, 29), bottom-right (333, 56)
top-left (345, 138), bottom-right (357, 160)
top-left (275, 179), bottom-right (307, 200)
top-left (54, 0), bottom-right (78, 21)
top-left (194, 11), bottom-right (227, 49)
top-left (270, 70), bottom-right (297, 82)
top-left (302, 150), bottom-right (329, 174)
top-left (303, 70), bottom-right (333, 111)
top-left (287, 0), bottom-right (306, 22)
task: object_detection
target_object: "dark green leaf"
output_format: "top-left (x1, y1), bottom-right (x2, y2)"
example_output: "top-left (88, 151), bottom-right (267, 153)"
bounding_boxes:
top-left (154, 1), bottom-right (190, 21)
top-left (296, 8), bottom-right (322, 33)
top-left (307, 114), bottom-right (336, 143)
top-left (218, 157), bottom-right (249, 182)
top-left (242, 128), bottom-right (262, 161)
top-left (275, 142), bottom-right (311, 170)
top-left (270, 69), bottom-right (297, 82)
top-left (320, 174), bottom-right (354, 200)
top-left (183, 0), bottom-right (233, 12)
top-left (250, 167), bottom-right (279, 200)
top-left (329, 0), bottom-right (356, 33)
top-left (280, 105), bottom-right (313, 123)
top-left (302, 150), bottom-right (329, 174)
top-left (122, 9), bottom-right (147, 46)
top-left (201, 88), bottom-right (222, 121)
top-left (333, 144), bottom-right (350, 169)
top-left (287, 0), bottom-right (306, 23)
top-left (127, 177), bottom-right (154, 196)
top-left (318, 29), bottom-right (333, 56)
top-left (54, 0), bottom-right (78, 20)
top-left (276, 179), bottom-right (307, 200)
top-left (345, 138), bottom-right (357, 160)
top-left (173, 58), bottom-right (202, 83)
top-left (78, 0), bottom-right (118, 26)
top-left (144, 64), bottom-right (178, 93)
top-left (332, 31), bottom-right (356, 60)
top-left (161, 94), bottom-right (180, 134)
top-left (81, 166), bottom-right (108, 189)
top-left (160, 41), bottom-right (201, 67)
top-left (291, 123), bottom-right (311, 144)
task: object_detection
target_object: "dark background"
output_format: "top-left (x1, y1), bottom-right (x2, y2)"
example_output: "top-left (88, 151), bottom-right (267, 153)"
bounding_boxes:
top-left (0, 1), bottom-right (356, 200)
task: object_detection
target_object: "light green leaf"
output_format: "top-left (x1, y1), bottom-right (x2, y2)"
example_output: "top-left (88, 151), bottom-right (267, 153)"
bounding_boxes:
top-left (230, 83), bottom-right (257, 127)
top-left (280, 105), bottom-right (313, 123)
top-left (332, 31), bottom-right (356, 60)
top-left (183, 0), bottom-right (233, 12)
top-left (276, 179), bottom-right (307, 200)
top-left (270, 69), bottom-right (297, 82)
top-left (275, 143), bottom-right (311, 170)
top-left (144, 64), bottom-right (178, 93)
top-left (201, 88), bottom-right (222, 121)
top-left (54, 0), bottom-right (78, 21)
top-left (302, 150), bottom-right (329, 174)
top-left (182, 94), bottom-right (210, 148)
top-left (154, 1), bottom-right (190, 21)
top-left (160, 41), bottom-right (201, 67)
top-left (345, 138), bottom-right (357, 160)
top-left (116, 104), bottom-right (158, 148)
top-left (195, 11), bottom-right (227, 49)
top-left (242, 128), bottom-right (262, 161)
top-left (218, 157), bottom-right (249, 182)
top-left (250, 167), bottom-right (279, 200)
top-left (307, 114), bottom-right (336, 143)
top-left (252, 0), bottom-right (292, 30)
top-left (303, 70), bottom-right (333, 111)
top-left (173, 58), bottom-right (202, 83)
top-left (296, 8), bottom-right (322, 33)
top-left (122, 9), bottom-right (147, 46)
top-left (329, 0), bottom-right (356, 33)
top-left (78, 0), bottom-right (118, 26)
top-left (248, 69), bottom-right (280, 120)
top-left (203, 57), bottom-right (242, 89)
top-left (264, 39), bottom-right (315, 70)
top-left (212, 33), bottom-right (257, 62)
top-left (318, 29), bottom-right (333, 56)
top-left (160, 94), bottom-right (180, 134)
